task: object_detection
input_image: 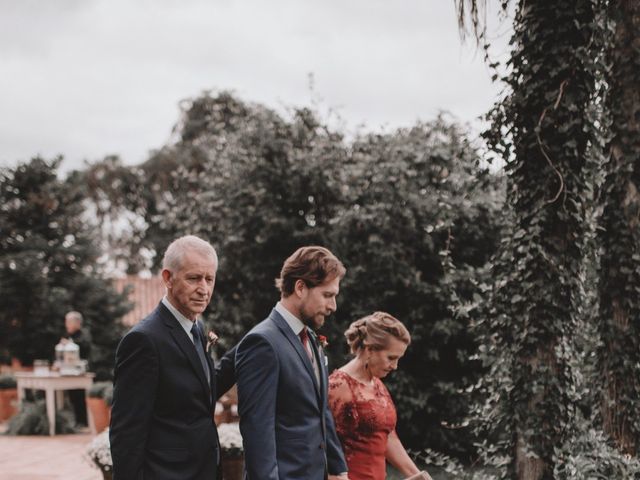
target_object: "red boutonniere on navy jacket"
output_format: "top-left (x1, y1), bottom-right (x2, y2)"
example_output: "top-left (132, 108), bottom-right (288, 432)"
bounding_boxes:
top-left (317, 335), bottom-right (329, 349)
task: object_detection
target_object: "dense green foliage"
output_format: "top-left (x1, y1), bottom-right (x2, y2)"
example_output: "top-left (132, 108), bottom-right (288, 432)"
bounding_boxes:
top-left (478, 1), bottom-right (600, 475)
top-left (456, 0), bottom-right (640, 477)
top-left (0, 158), bottom-right (130, 379)
top-left (597, 0), bottom-right (640, 455)
top-left (327, 122), bottom-right (503, 456)
top-left (82, 92), bottom-right (505, 456)
top-left (4, 399), bottom-right (76, 435)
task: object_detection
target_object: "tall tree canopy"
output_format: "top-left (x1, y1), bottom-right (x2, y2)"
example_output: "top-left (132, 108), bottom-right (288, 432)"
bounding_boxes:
top-left (0, 157), bottom-right (130, 379)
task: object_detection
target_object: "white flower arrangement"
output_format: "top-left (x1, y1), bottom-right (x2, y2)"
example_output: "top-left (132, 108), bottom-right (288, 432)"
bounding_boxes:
top-left (86, 428), bottom-right (112, 475)
top-left (85, 422), bottom-right (243, 475)
top-left (218, 422), bottom-right (244, 458)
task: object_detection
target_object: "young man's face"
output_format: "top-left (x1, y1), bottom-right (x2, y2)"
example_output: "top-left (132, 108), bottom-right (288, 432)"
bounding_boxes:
top-left (163, 251), bottom-right (216, 321)
top-left (298, 275), bottom-right (340, 330)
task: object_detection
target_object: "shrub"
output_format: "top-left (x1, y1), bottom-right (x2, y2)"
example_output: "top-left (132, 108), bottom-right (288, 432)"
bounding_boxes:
top-left (4, 400), bottom-right (75, 435)
top-left (88, 381), bottom-right (113, 404)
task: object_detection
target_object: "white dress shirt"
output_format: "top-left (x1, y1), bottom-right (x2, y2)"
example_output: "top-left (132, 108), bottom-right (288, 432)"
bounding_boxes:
top-left (275, 302), bottom-right (320, 382)
top-left (162, 296), bottom-right (197, 343)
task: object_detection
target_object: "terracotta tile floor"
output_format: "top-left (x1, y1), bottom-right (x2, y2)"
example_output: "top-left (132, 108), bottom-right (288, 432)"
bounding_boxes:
top-left (0, 429), bottom-right (101, 480)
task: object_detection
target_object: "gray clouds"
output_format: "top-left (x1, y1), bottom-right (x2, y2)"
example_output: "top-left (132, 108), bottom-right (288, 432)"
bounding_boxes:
top-left (0, 0), bottom-right (506, 171)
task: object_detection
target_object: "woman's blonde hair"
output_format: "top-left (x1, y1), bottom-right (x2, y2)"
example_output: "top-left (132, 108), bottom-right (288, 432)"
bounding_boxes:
top-left (344, 311), bottom-right (411, 354)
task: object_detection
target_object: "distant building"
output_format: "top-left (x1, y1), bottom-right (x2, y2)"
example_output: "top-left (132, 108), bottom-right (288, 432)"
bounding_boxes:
top-left (113, 275), bottom-right (165, 327)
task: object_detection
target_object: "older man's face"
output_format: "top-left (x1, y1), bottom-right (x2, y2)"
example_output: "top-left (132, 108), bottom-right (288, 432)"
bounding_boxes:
top-left (163, 251), bottom-right (217, 320)
top-left (299, 275), bottom-right (340, 330)
top-left (65, 316), bottom-right (81, 334)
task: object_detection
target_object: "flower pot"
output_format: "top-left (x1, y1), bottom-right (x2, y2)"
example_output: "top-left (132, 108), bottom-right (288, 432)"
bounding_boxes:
top-left (0, 388), bottom-right (18, 421)
top-left (101, 470), bottom-right (113, 480)
top-left (86, 397), bottom-right (111, 433)
top-left (222, 455), bottom-right (244, 480)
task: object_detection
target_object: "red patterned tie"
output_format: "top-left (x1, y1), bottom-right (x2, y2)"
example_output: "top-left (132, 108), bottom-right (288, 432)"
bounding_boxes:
top-left (299, 328), bottom-right (313, 361)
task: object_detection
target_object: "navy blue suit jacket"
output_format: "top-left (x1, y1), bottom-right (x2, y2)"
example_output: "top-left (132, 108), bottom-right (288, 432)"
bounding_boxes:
top-left (110, 303), bottom-right (235, 480)
top-left (235, 308), bottom-right (347, 479)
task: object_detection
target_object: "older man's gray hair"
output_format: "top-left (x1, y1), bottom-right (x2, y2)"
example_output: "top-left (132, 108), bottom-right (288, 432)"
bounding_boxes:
top-left (65, 311), bottom-right (83, 325)
top-left (162, 235), bottom-right (218, 272)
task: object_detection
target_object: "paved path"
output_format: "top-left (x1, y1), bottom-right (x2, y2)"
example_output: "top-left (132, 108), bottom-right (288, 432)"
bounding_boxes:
top-left (0, 432), bottom-right (101, 480)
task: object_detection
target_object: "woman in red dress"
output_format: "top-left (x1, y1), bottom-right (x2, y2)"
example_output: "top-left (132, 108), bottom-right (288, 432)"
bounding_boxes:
top-left (328, 312), bottom-right (431, 480)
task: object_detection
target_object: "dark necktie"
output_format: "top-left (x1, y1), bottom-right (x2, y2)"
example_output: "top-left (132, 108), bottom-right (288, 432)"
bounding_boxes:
top-left (299, 328), bottom-right (313, 361)
top-left (191, 323), bottom-right (211, 386)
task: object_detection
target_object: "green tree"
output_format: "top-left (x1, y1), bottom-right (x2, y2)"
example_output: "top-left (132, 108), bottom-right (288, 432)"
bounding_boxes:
top-left (94, 91), bottom-right (504, 457)
top-left (0, 157), bottom-right (130, 379)
top-left (156, 93), bottom-right (349, 345)
top-left (469, 1), bottom-right (601, 478)
top-left (328, 118), bottom-right (504, 458)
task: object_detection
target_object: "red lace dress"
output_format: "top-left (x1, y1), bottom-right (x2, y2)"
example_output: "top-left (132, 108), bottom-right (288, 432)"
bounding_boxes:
top-left (328, 370), bottom-right (397, 480)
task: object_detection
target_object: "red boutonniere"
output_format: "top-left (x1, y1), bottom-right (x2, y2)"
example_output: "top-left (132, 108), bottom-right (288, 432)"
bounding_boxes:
top-left (317, 335), bottom-right (329, 349)
top-left (206, 330), bottom-right (219, 352)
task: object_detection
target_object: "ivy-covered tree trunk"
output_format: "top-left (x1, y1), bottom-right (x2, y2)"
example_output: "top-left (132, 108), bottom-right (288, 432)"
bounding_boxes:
top-left (482, 2), bottom-right (598, 478)
top-left (598, 0), bottom-right (640, 455)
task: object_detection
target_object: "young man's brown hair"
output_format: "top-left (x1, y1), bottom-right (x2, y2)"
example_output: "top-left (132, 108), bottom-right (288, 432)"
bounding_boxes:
top-left (275, 246), bottom-right (346, 297)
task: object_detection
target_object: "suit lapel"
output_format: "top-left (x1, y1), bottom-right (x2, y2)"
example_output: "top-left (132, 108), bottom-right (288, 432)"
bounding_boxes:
top-left (270, 311), bottom-right (322, 401)
top-left (308, 333), bottom-right (329, 441)
top-left (198, 321), bottom-right (217, 405)
top-left (159, 304), bottom-right (212, 404)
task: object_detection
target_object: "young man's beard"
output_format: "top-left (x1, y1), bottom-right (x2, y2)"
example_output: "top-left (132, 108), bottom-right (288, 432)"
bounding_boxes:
top-left (301, 312), bottom-right (325, 331)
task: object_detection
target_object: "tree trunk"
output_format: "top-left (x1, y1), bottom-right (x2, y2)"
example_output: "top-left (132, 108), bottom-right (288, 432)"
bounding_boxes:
top-left (599, 0), bottom-right (640, 453)
top-left (489, 1), bottom-right (597, 477)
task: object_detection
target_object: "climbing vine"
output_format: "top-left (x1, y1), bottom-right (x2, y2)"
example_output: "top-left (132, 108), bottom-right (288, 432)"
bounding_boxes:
top-left (472, 1), bottom-right (603, 478)
top-left (597, 0), bottom-right (640, 456)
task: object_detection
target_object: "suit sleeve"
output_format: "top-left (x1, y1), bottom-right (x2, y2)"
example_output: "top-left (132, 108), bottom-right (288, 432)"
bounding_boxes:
top-left (214, 343), bottom-right (237, 401)
top-left (235, 333), bottom-right (279, 480)
top-left (109, 330), bottom-right (159, 480)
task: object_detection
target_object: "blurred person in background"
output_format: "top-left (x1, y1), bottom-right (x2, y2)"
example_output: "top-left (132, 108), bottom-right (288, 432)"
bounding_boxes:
top-left (62, 310), bottom-right (91, 426)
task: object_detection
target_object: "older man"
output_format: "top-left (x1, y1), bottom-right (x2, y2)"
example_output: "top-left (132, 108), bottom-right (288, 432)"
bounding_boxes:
top-left (110, 235), bottom-right (234, 480)
top-left (62, 310), bottom-right (91, 426)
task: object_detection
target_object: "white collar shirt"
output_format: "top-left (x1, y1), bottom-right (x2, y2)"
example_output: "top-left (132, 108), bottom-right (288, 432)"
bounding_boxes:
top-left (275, 301), bottom-right (319, 382)
top-left (162, 296), bottom-right (197, 343)
top-left (275, 301), bottom-right (306, 337)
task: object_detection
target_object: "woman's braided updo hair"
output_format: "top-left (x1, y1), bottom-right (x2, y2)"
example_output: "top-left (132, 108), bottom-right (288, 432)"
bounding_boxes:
top-left (344, 311), bottom-right (411, 354)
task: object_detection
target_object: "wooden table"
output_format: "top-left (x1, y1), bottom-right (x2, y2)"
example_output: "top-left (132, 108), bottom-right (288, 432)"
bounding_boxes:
top-left (15, 372), bottom-right (95, 436)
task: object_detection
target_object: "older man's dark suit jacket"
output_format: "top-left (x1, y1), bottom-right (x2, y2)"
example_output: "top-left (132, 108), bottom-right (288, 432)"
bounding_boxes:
top-left (110, 302), bottom-right (235, 480)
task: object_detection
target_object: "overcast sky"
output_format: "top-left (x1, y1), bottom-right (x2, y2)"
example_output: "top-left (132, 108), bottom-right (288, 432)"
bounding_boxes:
top-left (0, 0), bottom-right (510, 173)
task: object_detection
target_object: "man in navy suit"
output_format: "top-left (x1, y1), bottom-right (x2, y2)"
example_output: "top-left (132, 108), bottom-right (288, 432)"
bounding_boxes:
top-left (235, 246), bottom-right (349, 480)
top-left (110, 235), bottom-right (234, 480)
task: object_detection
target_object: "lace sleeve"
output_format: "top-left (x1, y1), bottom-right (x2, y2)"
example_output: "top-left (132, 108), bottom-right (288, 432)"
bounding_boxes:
top-left (328, 371), bottom-right (356, 441)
